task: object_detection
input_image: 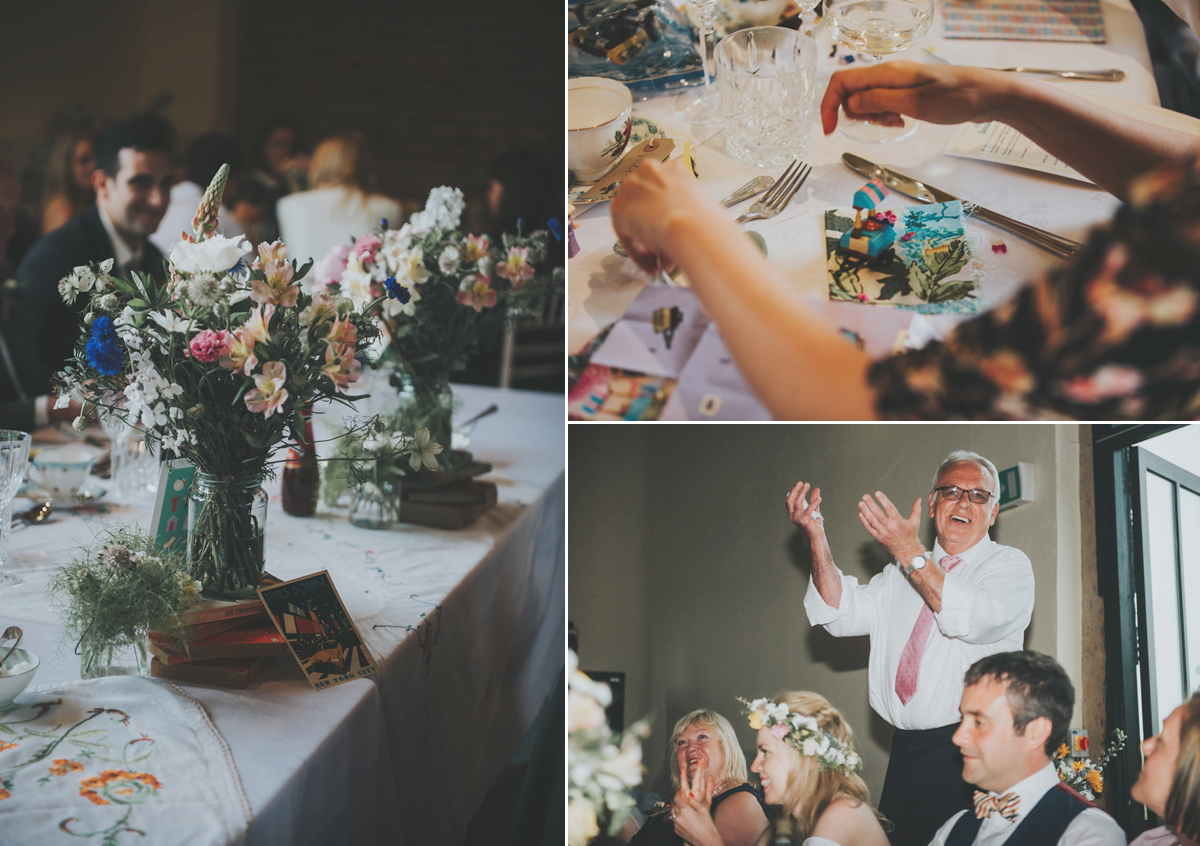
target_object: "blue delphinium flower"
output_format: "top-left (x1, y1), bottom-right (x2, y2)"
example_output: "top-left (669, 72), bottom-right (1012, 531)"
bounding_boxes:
top-left (547, 217), bottom-right (563, 243)
top-left (85, 315), bottom-right (124, 375)
top-left (383, 276), bottom-right (411, 304)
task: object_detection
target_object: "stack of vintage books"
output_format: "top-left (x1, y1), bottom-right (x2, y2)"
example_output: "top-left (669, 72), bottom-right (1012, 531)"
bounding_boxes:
top-left (148, 593), bottom-right (288, 689)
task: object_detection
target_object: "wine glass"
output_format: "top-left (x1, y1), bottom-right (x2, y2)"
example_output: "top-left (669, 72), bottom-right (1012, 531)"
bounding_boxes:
top-left (827, 0), bottom-right (935, 142)
top-left (673, 0), bottom-right (725, 126)
top-left (0, 431), bottom-right (32, 590)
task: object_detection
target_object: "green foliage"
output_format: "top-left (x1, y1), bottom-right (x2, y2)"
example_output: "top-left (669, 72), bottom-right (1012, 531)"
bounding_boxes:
top-left (46, 525), bottom-right (199, 653)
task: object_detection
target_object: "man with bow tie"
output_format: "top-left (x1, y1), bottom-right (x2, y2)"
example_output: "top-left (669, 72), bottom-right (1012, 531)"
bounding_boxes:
top-left (930, 651), bottom-right (1123, 845)
top-left (788, 450), bottom-right (1035, 846)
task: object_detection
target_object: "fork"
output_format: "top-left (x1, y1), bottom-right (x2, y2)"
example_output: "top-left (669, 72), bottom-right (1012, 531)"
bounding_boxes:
top-left (735, 161), bottom-right (812, 224)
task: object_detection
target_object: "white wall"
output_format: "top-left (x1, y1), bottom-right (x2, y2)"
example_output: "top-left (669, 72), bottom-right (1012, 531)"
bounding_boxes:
top-left (568, 423), bottom-right (1084, 803)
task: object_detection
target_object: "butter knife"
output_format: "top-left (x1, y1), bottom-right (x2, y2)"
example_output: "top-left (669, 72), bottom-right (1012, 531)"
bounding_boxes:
top-left (841, 153), bottom-right (1081, 260)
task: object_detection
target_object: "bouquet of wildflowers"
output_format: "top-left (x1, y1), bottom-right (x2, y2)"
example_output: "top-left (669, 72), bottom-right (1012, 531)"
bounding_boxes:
top-left (1053, 729), bottom-right (1125, 800)
top-left (312, 186), bottom-right (561, 449)
top-left (568, 650), bottom-right (648, 846)
top-left (55, 166), bottom-right (412, 595)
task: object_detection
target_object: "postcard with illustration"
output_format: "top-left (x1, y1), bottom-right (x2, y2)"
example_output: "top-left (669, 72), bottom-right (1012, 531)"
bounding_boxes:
top-left (257, 571), bottom-right (378, 690)
top-left (825, 200), bottom-right (982, 315)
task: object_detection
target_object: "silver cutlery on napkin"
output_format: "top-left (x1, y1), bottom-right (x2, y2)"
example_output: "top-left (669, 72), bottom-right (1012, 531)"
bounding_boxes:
top-left (923, 48), bottom-right (1124, 81)
top-left (841, 153), bottom-right (1082, 259)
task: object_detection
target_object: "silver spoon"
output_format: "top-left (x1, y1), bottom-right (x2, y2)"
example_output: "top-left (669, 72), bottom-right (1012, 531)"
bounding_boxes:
top-left (0, 626), bottom-right (21, 668)
top-left (613, 175), bottom-right (777, 257)
top-left (10, 501), bottom-right (52, 532)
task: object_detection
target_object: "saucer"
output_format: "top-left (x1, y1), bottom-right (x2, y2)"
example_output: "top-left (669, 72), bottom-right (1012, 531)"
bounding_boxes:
top-left (19, 482), bottom-right (107, 510)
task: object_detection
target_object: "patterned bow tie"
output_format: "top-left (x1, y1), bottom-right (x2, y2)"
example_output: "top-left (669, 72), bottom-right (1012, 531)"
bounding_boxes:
top-left (973, 790), bottom-right (1020, 822)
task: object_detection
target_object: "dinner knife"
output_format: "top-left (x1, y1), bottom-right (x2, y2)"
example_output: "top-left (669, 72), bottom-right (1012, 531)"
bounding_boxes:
top-left (841, 153), bottom-right (1082, 260)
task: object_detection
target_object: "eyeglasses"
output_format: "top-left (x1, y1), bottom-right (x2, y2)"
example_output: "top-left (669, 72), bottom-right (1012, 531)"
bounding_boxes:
top-left (934, 485), bottom-right (993, 504)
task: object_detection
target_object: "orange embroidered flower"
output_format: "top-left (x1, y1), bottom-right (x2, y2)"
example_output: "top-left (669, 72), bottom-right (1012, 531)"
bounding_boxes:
top-left (0, 788), bottom-right (9, 801)
top-left (48, 759), bottom-right (85, 776)
top-left (0, 741), bottom-right (17, 753)
top-left (79, 769), bottom-right (162, 806)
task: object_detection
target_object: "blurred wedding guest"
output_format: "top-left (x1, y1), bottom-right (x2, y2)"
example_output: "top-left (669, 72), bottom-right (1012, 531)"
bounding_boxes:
top-left (150, 131), bottom-right (245, 255)
top-left (930, 651), bottom-right (1124, 846)
top-left (1130, 692), bottom-right (1200, 846)
top-left (228, 178), bottom-right (270, 241)
top-left (276, 133), bottom-right (402, 264)
top-left (625, 709), bottom-right (769, 846)
top-left (486, 150), bottom-right (558, 238)
top-left (673, 693), bottom-right (887, 846)
top-left (1133, 0), bottom-right (1200, 116)
top-left (0, 151), bottom-right (81, 430)
top-left (246, 118), bottom-right (307, 243)
top-left (40, 125), bottom-right (96, 235)
top-left (9, 114), bottom-right (173, 397)
top-left (610, 62), bottom-right (1200, 420)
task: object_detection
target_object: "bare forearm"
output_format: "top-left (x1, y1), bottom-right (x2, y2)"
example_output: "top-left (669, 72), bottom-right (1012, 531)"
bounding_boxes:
top-left (809, 528), bottom-right (843, 608)
top-left (986, 75), bottom-right (1198, 199)
top-left (907, 560), bottom-right (945, 613)
top-left (661, 210), bottom-right (876, 420)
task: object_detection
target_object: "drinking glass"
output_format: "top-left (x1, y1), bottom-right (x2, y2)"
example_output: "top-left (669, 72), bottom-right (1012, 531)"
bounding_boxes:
top-left (716, 27), bottom-right (817, 167)
top-left (0, 431), bottom-right (32, 590)
top-left (673, 0), bottom-right (725, 126)
top-left (827, 0), bottom-right (935, 142)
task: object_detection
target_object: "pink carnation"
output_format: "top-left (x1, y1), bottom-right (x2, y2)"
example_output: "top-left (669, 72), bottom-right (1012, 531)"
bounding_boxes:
top-left (315, 244), bottom-right (353, 289)
top-left (770, 724), bottom-right (789, 739)
top-left (188, 329), bottom-right (231, 363)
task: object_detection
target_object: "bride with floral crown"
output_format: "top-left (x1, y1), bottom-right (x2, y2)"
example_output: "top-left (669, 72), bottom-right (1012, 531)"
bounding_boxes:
top-left (673, 692), bottom-right (889, 846)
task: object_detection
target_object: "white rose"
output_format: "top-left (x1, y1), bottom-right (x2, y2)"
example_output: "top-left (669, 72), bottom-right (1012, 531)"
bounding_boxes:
top-left (169, 234), bottom-right (251, 276)
top-left (568, 689), bottom-right (608, 733)
top-left (567, 797), bottom-right (600, 846)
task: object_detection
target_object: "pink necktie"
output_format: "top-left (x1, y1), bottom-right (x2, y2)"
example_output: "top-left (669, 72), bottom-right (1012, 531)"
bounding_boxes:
top-left (895, 555), bottom-right (961, 704)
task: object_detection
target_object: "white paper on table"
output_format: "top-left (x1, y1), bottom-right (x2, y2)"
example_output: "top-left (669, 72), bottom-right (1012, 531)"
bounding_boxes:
top-left (659, 323), bottom-right (772, 420)
top-left (945, 90), bottom-right (1200, 184)
top-left (589, 285), bottom-right (711, 378)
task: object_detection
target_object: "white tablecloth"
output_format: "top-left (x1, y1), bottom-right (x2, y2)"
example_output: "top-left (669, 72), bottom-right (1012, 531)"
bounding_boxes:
top-left (0, 383), bottom-right (564, 846)
top-left (569, 0), bottom-right (1174, 405)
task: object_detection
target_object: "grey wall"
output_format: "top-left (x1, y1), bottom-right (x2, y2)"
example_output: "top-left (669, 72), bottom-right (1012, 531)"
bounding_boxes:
top-left (568, 424), bottom-right (1081, 803)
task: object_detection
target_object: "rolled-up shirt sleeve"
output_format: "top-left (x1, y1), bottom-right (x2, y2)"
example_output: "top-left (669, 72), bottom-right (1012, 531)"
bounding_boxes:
top-left (803, 570), bottom-right (881, 637)
top-left (933, 549), bottom-right (1034, 642)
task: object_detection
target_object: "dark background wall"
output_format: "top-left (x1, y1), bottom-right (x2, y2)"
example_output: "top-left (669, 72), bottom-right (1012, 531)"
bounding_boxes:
top-left (0, 0), bottom-right (563, 233)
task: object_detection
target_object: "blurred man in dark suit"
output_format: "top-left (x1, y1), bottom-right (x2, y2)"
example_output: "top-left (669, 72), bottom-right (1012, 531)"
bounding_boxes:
top-left (9, 115), bottom-right (173, 398)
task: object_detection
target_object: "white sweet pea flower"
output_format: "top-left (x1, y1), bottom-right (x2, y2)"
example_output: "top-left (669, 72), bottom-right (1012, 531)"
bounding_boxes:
top-left (437, 245), bottom-right (460, 274)
top-left (169, 234), bottom-right (251, 276)
top-left (408, 186), bottom-right (465, 233)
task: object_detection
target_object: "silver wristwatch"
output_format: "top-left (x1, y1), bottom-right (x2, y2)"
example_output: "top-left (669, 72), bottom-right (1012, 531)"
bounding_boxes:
top-left (900, 554), bottom-right (928, 578)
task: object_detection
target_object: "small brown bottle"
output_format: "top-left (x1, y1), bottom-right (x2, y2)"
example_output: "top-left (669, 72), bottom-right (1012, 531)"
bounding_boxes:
top-left (281, 405), bottom-right (319, 517)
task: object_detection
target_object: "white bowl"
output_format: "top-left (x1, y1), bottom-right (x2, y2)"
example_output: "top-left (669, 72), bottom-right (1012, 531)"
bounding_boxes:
top-left (568, 77), bottom-right (633, 184)
top-left (0, 648), bottom-right (39, 711)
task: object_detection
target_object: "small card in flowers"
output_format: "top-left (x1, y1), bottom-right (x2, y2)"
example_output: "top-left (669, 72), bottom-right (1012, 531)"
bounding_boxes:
top-left (257, 571), bottom-right (378, 690)
top-left (825, 201), bottom-right (982, 315)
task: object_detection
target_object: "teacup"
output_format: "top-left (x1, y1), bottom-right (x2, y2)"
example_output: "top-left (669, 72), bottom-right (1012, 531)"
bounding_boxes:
top-left (568, 76), bottom-right (633, 184)
top-left (30, 446), bottom-right (95, 499)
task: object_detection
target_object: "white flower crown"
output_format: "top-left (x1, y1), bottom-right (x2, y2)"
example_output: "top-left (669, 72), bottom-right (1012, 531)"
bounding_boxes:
top-left (739, 697), bottom-right (863, 776)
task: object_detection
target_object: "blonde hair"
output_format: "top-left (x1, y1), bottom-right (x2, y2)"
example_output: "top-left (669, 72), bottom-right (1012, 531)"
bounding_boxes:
top-left (769, 692), bottom-right (886, 840)
top-left (307, 133), bottom-right (375, 192)
top-left (667, 709), bottom-right (749, 793)
top-left (1166, 692), bottom-right (1200, 844)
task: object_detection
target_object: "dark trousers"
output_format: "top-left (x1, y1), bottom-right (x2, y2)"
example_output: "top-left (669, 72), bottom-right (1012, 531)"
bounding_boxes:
top-left (878, 724), bottom-right (974, 846)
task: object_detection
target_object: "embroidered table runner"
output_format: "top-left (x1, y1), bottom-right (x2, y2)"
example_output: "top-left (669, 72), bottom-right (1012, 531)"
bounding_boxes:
top-left (942, 0), bottom-right (1107, 42)
top-left (0, 676), bottom-right (251, 845)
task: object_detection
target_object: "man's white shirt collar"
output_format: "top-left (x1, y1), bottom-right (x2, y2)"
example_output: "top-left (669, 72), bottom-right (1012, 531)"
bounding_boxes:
top-left (931, 534), bottom-right (994, 568)
top-left (980, 763), bottom-right (1060, 831)
top-left (97, 203), bottom-right (140, 273)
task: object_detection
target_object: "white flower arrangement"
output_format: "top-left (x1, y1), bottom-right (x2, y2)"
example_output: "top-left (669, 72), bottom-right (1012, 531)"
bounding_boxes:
top-left (568, 650), bottom-right (649, 846)
top-left (739, 696), bottom-right (863, 775)
top-left (1052, 729), bottom-right (1125, 801)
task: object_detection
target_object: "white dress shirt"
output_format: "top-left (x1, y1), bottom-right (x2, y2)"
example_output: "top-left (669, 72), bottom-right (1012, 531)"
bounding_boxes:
top-left (927, 765), bottom-right (1126, 846)
top-left (276, 186), bottom-right (403, 265)
top-left (804, 535), bottom-right (1034, 729)
top-left (97, 203), bottom-right (139, 275)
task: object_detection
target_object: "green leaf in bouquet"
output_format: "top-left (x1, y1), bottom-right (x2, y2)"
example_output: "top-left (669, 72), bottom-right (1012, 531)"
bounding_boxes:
top-left (127, 298), bottom-right (149, 309)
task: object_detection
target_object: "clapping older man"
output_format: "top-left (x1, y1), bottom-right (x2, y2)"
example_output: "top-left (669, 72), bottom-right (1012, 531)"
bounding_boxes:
top-left (787, 450), bottom-right (1035, 846)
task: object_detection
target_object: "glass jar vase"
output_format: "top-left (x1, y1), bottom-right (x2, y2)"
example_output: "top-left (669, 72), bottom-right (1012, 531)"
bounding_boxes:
top-left (186, 471), bottom-right (268, 599)
top-left (349, 480), bottom-right (400, 530)
top-left (81, 638), bottom-right (149, 679)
